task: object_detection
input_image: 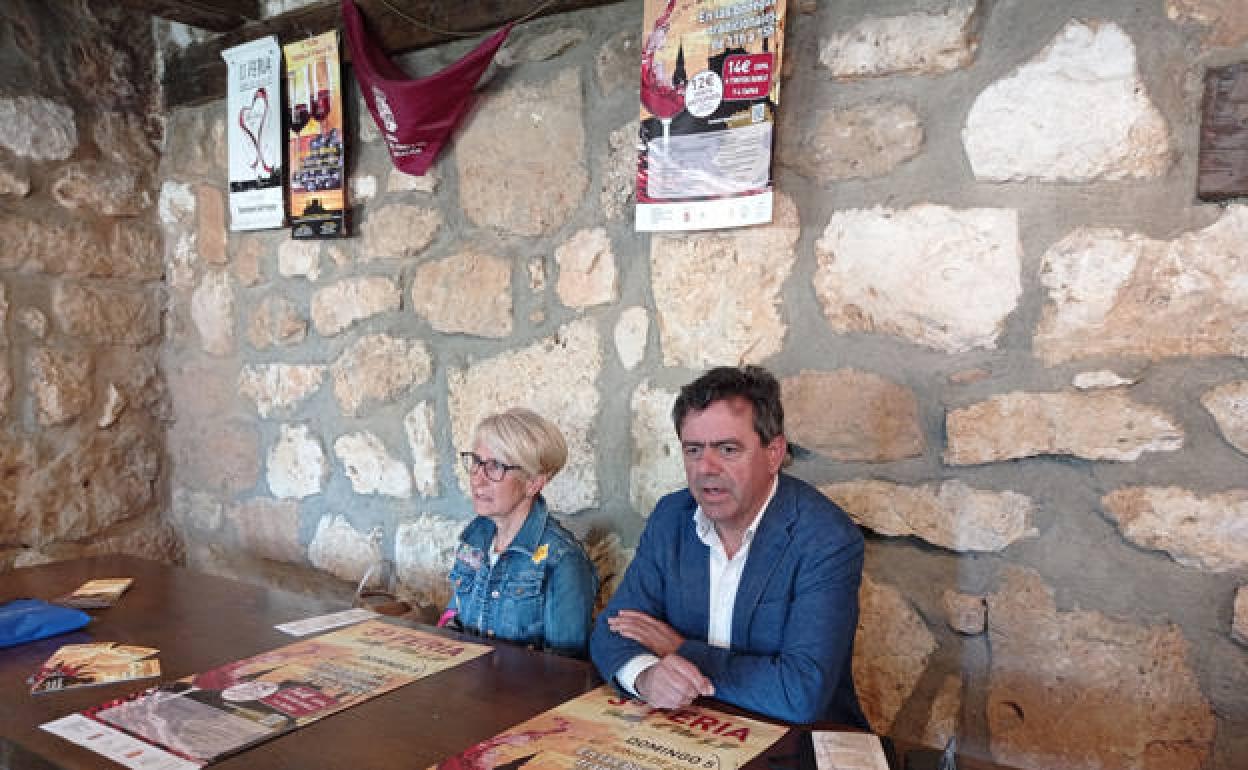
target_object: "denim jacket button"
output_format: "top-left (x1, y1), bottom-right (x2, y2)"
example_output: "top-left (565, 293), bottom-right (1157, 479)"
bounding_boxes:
top-left (491, 590), bottom-right (500, 599)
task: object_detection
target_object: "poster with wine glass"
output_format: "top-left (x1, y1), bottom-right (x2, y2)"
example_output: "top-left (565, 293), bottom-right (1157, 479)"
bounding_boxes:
top-left (635, 0), bottom-right (786, 232)
top-left (284, 30), bottom-right (348, 239)
top-left (222, 37), bottom-right (285, 231)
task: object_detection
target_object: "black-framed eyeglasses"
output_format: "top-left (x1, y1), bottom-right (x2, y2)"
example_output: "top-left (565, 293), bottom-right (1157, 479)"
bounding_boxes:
top-left (459, 451), bottom-right (521, 482)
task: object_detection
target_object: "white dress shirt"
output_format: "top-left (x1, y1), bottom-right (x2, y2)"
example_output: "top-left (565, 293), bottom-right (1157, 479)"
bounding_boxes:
top-left (616, 477), bottom-right (779, 696)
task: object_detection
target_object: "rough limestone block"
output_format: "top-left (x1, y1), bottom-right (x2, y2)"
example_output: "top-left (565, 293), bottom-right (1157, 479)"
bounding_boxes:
top-left (1103, 487), bottom-right (1248, 572)
top-left (986, 567), bottom-right (1214, 770)
top-left (456, 70), bottom-right (587, 236)
top-left (945, 391), bottom-right (1182, 464)
top-left (652, 193), bottom-right (799, 368)
top-left (815, 205), bottom-right (1020, 353)
top-left (1035, 207), bottom-right (1248, 363)
top-left (823, 479), bottom-right (1036, 553)
top-left (449, 319), bottom-right (600, 513)
top-left (853, 574), bottom-right (937, 735)
top-left (783, 369), bottom-right (924, 462)
top-left (819, 0), bottom-right (980, 77)
top-left (964, 21), bottom-right (1171, 181)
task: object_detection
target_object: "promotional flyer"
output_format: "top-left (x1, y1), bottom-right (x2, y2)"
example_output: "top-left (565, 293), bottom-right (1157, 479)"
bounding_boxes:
top-left (635, 0), bottom-right (787, 232)
top-left (43, 621), bottom-right (491, 767)
top-left (29, 642), bottom-right (160, 694)
top-left (284, 30), bottom-right (348, 238)
top-left (222, 36), bottom-right (284, 231)
top-left (432, 685), bottom-right (788, 770)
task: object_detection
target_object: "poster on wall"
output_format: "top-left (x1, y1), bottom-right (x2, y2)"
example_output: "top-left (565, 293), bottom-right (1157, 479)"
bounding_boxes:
top-left (222, 36), bottom-right (284, 231)
top-left (284, 30), bottom-right (348, 239)
top-left (635, 0), bottom-right (787, 232)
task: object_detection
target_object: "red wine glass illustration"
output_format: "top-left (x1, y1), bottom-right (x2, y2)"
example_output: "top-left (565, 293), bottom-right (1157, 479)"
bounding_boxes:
top-left (310, 89), bottom-right (332, 124)
top-left (640, 0), bottom-right (684, 144)
top-left (309, 58), bottom-right (332, 127)
top-left (289, 69), bottom-right (311, 135)
top-left (291, 102), bottom-right (311, 135)
top-left (641, 70), bottom-right (684, 143)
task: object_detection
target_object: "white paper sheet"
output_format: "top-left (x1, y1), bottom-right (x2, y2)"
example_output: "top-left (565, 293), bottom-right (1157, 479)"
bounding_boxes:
top-left (273, 607), bottom-right (376, 636)
top-left (41, 714), bottom-right (201, 770)
top-left (811, 731), bottom-right (891, 770)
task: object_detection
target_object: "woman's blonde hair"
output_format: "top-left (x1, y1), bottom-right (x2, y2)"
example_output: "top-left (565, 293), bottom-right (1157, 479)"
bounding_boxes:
top-left (474, 408), bottom-right (568, 480)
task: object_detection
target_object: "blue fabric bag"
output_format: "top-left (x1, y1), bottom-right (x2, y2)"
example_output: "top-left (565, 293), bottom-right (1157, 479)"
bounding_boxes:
top-left (0, 598), bottom-right (91, 648)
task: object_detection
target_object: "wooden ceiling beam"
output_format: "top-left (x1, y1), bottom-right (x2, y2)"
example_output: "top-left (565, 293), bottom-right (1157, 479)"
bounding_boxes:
top-left (164, 0), bottom-right (629, 107)
top-left (118, 0), bottom-right (262, 33)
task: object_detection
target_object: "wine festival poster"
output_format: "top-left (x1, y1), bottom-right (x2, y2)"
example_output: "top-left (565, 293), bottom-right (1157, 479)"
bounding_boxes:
top-left (222, 37), bottom-right (284, 231)
top-left (284, 30), bottom-right (348, 238)
top-left (635, 0), bottom-right (786, 232)
top-left (431, 685), bottom-right (788, 770)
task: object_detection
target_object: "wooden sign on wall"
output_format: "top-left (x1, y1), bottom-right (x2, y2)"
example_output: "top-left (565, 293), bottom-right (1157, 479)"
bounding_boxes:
top-left (1198, 62), bottom-right (1248, 200)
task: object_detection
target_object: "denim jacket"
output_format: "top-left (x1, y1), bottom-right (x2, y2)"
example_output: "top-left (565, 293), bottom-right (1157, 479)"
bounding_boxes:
top-left (447, 496), bottom-right (598, 657)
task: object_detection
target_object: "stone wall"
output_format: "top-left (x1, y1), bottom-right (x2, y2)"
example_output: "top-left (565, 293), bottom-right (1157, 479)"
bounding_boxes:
top-left (160, 0), bottom-right (1248, 766)
top-left (5, 0), bottom-right (1245, 767)
top-left (0, 1), bottom-right (176, 568)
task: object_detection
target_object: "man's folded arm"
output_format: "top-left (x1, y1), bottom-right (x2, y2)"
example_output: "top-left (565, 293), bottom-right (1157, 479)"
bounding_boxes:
top-left (590, 513), bottom-right (676, 686)
top-left (677, 536), bottom-right (864, 723)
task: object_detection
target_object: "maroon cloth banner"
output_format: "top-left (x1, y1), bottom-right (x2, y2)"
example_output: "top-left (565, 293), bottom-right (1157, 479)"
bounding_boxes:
top-left (342, 0), bottom-right (511, 176)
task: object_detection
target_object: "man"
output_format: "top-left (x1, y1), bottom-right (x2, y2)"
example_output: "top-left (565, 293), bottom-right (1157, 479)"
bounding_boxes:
top-left (590, 365), bottom-right (868, 727)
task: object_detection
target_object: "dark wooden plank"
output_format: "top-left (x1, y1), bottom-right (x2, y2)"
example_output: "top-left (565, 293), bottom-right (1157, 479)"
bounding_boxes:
top-left (116, 0), bottom-right (262, 32)
top-left (1198, 62), bottom-right (1248, 201)
top-left (164, 0), bottom-right (630, 107)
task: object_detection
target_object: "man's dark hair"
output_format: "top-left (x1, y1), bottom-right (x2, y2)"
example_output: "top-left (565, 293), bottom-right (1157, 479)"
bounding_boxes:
top-left (672, 365), bottom-right (784, 444)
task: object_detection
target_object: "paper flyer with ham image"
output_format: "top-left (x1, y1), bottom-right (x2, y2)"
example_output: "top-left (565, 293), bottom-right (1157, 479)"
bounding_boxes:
top-left (432, 685), bottom-right (787, 770)
top-left (636, 0), bottom-right (786, 232)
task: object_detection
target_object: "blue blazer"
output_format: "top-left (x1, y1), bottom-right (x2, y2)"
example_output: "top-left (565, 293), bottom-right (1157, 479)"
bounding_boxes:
top-left (590, 473), bottom-right (869, 727)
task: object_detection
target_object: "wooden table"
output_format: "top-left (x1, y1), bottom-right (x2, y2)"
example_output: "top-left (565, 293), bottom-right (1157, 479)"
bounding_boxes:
top-left (1, 556), bottom-right (1010, 770)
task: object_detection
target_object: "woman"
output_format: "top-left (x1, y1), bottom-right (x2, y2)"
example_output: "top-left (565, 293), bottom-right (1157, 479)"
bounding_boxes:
top-left (444, 408), bottom-right (598, 657)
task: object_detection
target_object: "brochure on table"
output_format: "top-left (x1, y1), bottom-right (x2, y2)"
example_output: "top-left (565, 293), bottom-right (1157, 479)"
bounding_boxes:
top-left (42, 620), bottom-right (491, 768)
top-left (432, 685), bottom-right (788, 770)
top-left (29, 641), bottom-right (160, 694)
top-left (56, 577), bottom-right (134, 609)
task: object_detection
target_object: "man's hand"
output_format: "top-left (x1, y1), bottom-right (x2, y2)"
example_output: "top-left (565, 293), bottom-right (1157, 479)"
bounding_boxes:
top-left (607, 610), bottom-right (685, 657)
top-left (635, 655), bottom-right (715, 709)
